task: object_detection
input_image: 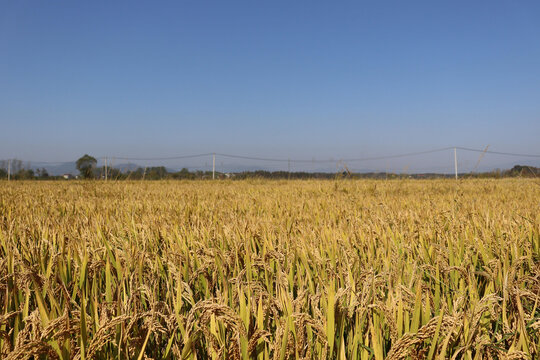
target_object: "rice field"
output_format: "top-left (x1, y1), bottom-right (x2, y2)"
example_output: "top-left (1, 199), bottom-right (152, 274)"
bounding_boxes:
top-left (0, 179), bottom-right (539, 359)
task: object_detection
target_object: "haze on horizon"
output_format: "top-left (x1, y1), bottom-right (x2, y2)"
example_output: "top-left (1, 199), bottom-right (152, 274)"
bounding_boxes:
top-left (1, 1), bottom-right (539, 173)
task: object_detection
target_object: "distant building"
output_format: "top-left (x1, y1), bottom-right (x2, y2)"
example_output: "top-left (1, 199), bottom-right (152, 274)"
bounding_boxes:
top-left (62, 174), bottom-right (74, 180)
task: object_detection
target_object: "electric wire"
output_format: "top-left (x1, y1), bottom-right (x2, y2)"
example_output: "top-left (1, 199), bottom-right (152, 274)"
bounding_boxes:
top-left (4, 147), bottom-right (540, 167)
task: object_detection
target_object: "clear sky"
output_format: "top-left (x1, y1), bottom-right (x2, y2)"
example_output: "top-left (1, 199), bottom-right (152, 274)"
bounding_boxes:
top-left (1, 1), bottom-right (539, 172)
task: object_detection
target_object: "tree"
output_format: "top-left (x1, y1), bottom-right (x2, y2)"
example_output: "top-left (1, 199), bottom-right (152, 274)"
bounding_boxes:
top-left (146, 166), bottom-right (168, 180)
top-left (16, 169), bottom-right (34, 180)
top-left (10, 159), bottom-right (22, 174)
top-left (76, 154), bottom-right (97, 179)
top-left (37, 168), bottom-right (49, 178)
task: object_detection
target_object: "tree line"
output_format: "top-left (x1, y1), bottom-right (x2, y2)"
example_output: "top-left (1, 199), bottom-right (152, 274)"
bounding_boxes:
top-left (1, 154), bottom-right (539, 180)
top-left (0, 159), bottom-right (49, 180)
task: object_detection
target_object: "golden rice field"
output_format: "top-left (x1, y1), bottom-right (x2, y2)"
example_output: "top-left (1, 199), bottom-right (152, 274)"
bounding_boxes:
top-left (0, 179), bottom-right (539, 360)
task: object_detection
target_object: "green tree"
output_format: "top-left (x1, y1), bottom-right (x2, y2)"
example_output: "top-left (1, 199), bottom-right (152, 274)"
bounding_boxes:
top-left (39, 168), bottom-right (49, 178)
top-left (15, 169), bottom-right (35, 180)
top-left (76, 154), bottom-right (97, 179)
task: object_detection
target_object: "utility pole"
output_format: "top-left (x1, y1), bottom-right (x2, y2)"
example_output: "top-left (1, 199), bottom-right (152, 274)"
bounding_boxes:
top-left (212, 153), bottom-right (215, 180)
top-left (110, 157), bottom-right (115, 180)
top-left (454, 147), bottom-right (458, 180)
top-left (7, 159), bottom-right (11, 181)
top-left (104, 157), bottom-right (108, 181)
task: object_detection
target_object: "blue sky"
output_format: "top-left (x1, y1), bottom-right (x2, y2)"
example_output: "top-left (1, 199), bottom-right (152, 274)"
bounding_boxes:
top-left (1, 1), bottom-right (539, 171)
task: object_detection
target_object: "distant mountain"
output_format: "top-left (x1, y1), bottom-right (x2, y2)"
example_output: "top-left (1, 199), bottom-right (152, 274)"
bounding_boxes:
top-left (114, 163), bottom-right (140, 172)
top-left (29, 162), bottom-right (141, 176)
top-left (3, 158), bottom-right (537, 177)
top-left (506, 165), bottom-right (540, 176)
top-left (30, 162), bottom-right (77, 176)
top-left (19, 162), bottom-right (444, 175)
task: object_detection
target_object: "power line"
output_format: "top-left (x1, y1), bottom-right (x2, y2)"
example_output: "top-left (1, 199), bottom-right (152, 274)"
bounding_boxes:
top-left (106, 153), bottom-right (213, 161)
top-left (5, 147), bottom-right (540, 167)
top-left (217, 153), bottom-right (303, 163)
top-left (456, 147), bottom-right (540, 158)
top-left (1, 160), bottom-right (70, 165)
top-left (342, 147), bottom-right (455, 162)
top-left (217, 147), bottom-right (456, 163)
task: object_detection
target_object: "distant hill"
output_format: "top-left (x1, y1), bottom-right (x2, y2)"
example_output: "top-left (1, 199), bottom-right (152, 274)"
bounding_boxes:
top-left (2, 159), bottom-right (539, 178)
top-left (505, 165), bottom-right (540, 176)
top-left (114, 163), bottom-right (140, 172)
top-left (30, 162), bottom-right (140, 176)
top-left (30, 162), bottom-right (77, 176)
